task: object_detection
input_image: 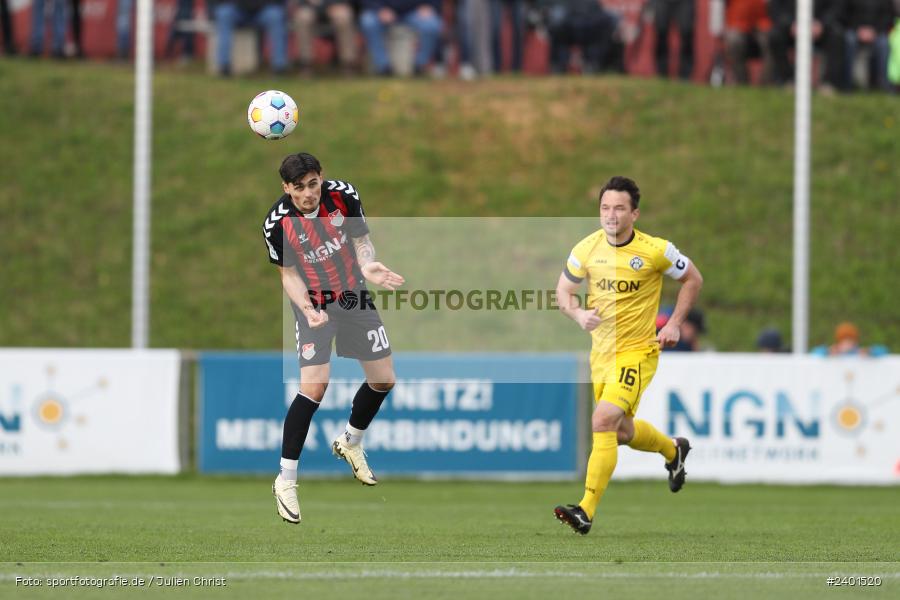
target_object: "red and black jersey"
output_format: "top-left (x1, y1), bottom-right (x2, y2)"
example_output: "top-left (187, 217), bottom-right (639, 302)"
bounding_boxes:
top-left (262, 180), bottom-right (369, 302)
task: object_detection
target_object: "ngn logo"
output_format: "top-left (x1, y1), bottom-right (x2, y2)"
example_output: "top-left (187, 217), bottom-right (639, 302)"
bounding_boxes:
top-left (0, 385), bottom-right (23, 433)
top-left (0, 412), bottom-right (20, 433)
top-left (668, 389), bottom-right (820, 439)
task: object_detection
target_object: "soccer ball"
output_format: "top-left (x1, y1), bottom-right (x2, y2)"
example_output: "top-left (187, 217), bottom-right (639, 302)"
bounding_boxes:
top-left (247, 90), bottom-right (299, 140)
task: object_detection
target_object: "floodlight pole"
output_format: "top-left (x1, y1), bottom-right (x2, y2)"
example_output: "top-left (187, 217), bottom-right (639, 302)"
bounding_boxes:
top-left (792, 0), bottom-right (812, 354)
top-left (131, 0), bottom-right (153, 348)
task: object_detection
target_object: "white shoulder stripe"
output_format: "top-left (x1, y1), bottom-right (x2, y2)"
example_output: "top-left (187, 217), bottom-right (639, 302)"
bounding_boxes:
top-left (263, 202), bottom-right (290, 239)
top-left (326, 180), bottom-right (360, 201)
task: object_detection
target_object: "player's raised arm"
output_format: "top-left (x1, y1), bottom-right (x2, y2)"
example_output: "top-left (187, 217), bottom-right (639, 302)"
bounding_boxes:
top-left (657, 262), bottom-right (704, 348)
top-left (556, 272), bottom-right (600, 331)
top-left (278, 265), bottom-right (328, 329)
top-left (352, 234), bottom-right (405, 291)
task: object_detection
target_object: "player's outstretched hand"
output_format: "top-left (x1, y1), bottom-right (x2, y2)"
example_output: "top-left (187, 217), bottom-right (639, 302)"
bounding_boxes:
top-left (305, 308), bottom-right (329, 329)
top-left (576, 307), bottom-right (601, 331)
top-left (362, 262), bottom-right (405, 290)
top-left (657, 321), bottom-right (680, 347)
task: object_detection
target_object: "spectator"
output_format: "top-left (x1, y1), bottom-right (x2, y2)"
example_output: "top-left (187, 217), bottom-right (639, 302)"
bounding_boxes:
top-left (891, 8), bottom-right (900, 87)
top-left (652, 0), bottom-right (695, 79)
top-left (723, 0), bottom-right (773, 84)
top-left (293, 0), bottom-right (359, 75)
top-left (542, 0), bottom-right (620, 74)
top-left (490, 0), bottom-right (525, 72)
top-left (768, 0), bottom-right (843, 90)
top-left (449, 0), bottom-right (482, 78)
top-left (116, 0), bottom-right (133, 59)
top-left (1, 0), bottom-right (15, 55)
top-left (811, 322), bottom-right (890, 356)
top-left (359, 0), bottom-right (443, 76)
top-left (165, 0), bottom-right (197, 62)
top-left (756, 328), bottom-right (786, 352)
top-left (838, 0), bottom-right (895, 91)
top-left (29, 0), bottom-right (67, 58)
top-left (665, 307), bottom-right (706, 352)
top-left (69, 0), bottom-right (83, 57)
top-left (212, 0), bottom-right (289, 76)
top-left (657, 307), bottom-right (708, 351)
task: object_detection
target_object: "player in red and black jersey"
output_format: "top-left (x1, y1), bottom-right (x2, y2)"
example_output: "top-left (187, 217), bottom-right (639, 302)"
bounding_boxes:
top-left (265, 153), bottom-right (404, 524)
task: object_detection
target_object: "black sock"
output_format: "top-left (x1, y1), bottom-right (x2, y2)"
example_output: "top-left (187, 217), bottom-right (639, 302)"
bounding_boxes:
top-left (281, 393), bottom-right (320, 460)
top-left (348, 383), bottom-right (389, 430)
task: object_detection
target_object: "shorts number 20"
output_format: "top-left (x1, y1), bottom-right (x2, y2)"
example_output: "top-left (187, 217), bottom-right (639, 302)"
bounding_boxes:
top-left (368, 326), bottom-right (390, 352)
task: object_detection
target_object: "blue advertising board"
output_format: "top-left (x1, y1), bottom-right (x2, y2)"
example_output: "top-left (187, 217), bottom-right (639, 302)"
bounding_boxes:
top-left (198, 353), bottom-right (581, 477)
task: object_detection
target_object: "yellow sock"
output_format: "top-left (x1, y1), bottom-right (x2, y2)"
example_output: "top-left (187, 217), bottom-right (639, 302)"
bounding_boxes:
top-left (628, 419), bottom-right (676, 462)
top-left (578, 431), bottom-right (618, 520)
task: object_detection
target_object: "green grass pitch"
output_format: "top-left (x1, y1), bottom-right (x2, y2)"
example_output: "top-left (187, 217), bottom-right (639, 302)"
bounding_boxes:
top-left (1, 476), bottom-right (897, 598)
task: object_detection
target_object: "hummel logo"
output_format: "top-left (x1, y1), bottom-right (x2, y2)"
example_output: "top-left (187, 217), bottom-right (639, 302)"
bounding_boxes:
top-left (297, 232), bottom-right (309, 244)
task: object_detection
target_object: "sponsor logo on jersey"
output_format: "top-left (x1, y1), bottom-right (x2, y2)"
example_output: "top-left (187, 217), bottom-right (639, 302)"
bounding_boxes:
top-left (630, 256), bottom-right (644, 271)
top-left (301, 343), bottom-right (316, 360)
top-left (329, 210), bottom-right (344, 227)
top-left (302, 232), bottom-right (349, 264)
top-left (596, 278), bottom-right (641, 293)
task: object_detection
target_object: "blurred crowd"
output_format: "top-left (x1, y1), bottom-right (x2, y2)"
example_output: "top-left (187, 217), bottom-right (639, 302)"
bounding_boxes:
top-left (2, 0), bottom-right (899, 91)
top-left (717, 0), bottom-right (900, 92)
top-left (654, 307), bottom-right (890, 355)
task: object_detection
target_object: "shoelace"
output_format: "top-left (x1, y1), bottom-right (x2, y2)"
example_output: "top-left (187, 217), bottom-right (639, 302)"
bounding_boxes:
top-left (346, 443), bottom-right (368, 460)
top-left (349, 446), bottom-right (372, 475)
top-left (277, 480), bottom-right (298, 492)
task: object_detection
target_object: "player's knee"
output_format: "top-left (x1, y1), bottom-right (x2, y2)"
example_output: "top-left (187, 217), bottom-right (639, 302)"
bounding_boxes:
top-left (368, 373), bottom-right (395, 393)
top-left (591, 409), bottom-right (622, 432)
top-left (300, 383), bottom-right (327, 403)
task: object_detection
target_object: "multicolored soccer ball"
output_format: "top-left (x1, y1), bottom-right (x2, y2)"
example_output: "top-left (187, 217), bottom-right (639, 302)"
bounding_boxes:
top-left (247, 90), bottom-right (299, 140)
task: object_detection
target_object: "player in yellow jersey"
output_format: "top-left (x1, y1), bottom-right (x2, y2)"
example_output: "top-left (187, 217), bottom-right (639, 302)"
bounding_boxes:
top-left (553, 176), bottom-right (704, 535)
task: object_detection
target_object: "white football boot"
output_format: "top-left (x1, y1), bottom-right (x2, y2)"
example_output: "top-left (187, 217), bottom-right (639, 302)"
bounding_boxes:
top-left (272, 474), bottom-right (301, 524)
top-left (332, 434), bottom-right (378, 486)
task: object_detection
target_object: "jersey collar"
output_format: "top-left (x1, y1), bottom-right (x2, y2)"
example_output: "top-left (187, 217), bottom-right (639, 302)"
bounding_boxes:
top-left (606, 230), bottom-right (635, 248)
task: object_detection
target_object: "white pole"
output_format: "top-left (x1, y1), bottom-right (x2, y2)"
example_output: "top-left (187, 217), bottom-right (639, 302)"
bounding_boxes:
top-left (131, 0), bottom-right (153, 348)
top-left (792, 0), bottom-right (812, 354)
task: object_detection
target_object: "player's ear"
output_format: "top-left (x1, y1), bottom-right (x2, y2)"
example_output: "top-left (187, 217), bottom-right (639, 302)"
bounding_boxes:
top-left (633, 207), bottom-right (640, 221)
top-left (282, 181), bottom-right (291, 194)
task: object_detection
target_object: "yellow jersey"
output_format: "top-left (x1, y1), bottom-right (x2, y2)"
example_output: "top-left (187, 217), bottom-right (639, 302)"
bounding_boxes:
top-left (564, 228), bottom-right (690, 359)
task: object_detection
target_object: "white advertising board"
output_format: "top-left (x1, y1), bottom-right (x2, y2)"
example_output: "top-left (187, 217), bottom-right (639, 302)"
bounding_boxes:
top-left (616, 355), bottom-right (899, 484)
top-left (0, 350), bottom-right (181, 474)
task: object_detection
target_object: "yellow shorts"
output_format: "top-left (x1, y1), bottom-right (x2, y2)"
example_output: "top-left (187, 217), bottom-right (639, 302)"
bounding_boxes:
top-left (590, 348), bottom-right (659, 417)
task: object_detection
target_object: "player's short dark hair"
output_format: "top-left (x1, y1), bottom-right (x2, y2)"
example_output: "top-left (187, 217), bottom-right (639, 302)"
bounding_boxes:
top-left (599, 176), bottom-right (640, 210)
top-left (280, 153), bottom-right (322, 185)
